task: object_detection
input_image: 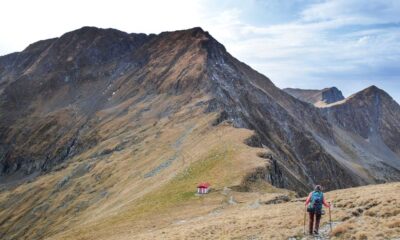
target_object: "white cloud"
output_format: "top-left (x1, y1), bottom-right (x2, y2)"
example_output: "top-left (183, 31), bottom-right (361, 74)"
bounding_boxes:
top-left (0, 0), bottom-right (399, 102)
top-left (301, 0), bottom-right (400, 24)
top-left (0, 0), bottom-right (206, 55)
top-left (204, 1), bottom-right (400, 102)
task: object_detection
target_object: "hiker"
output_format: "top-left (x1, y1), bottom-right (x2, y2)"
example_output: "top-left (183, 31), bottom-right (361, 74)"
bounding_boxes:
top-left (305, 185), bottom-right (330, 235)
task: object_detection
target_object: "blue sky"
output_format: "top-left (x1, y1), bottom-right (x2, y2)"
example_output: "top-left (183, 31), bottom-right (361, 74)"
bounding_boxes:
top-left (1, 0), bottom-right (399, 102)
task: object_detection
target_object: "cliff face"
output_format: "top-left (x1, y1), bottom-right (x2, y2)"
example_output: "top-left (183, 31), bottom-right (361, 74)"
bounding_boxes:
top-left (323, 86), bottom-right (400, 150)
top-left (319, 86), bottom-right (400, 181)
top-left (204, 42), bottom-right (363, 193)
top-left (287, 85), bottom-right (400, 182)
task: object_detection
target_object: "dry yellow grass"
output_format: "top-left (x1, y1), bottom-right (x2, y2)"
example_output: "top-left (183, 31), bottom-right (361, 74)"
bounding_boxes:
top-left (51, 120), bottom-right (272, 240)
top-left (387, 219), bottom-right (400, 229)
top-left (327, 183), bottom-right (400, 240)
top-left (331, 222), bottom-right (355, 238)
top-left (51, 181), bottom-right (400, 240)
top-left (0, 96), bottom-right (274, 240)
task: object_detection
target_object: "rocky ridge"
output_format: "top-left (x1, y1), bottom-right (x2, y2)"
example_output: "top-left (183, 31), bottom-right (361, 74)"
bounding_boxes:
top-left (284, 87), bottom-right (345, 107)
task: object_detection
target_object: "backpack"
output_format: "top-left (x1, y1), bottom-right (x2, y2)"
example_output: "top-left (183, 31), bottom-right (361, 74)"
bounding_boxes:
top-left (307, 191), bottom-right (323, 214)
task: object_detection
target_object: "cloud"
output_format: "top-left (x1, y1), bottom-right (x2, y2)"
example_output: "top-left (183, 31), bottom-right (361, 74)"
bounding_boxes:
top-left (301, 0), bottom-right (400, 24)
top-left (0, 0), bottom-right (206, 55)
top-left (202, 0), bottom-right (400, 102)
top-left (0, 0), bottom-right (399, 102)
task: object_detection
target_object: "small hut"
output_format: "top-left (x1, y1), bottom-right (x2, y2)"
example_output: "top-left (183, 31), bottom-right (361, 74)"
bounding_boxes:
top-left (197, 182), bottom-right (210, 194)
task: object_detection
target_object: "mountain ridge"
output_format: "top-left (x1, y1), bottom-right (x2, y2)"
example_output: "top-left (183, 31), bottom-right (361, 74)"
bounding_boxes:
top-left (1, 26), bottom-right (399, 191)
top-left (283, 86), bottom-right (345, 107)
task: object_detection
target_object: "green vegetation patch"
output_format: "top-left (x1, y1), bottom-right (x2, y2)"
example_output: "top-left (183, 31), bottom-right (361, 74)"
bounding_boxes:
top-left (111, 145), bottom-right (235, 223)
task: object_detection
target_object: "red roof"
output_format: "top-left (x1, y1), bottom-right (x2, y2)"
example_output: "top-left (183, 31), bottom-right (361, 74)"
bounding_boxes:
top-left (197, 182), bottom-right (210, 188)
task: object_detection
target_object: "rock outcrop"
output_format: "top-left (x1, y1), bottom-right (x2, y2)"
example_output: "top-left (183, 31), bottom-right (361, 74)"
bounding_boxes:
top-left (284, 87), bottom-right (345, 106)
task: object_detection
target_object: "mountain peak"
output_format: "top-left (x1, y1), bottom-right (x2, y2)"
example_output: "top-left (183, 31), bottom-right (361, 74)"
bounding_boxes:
top-left (161, 27), bottom-right (208, 36)
top-left (366, 85), bottom-right (379, 90)
top-left (68, 26), bottom-right (103, 34)
top-left (352, 85), bottom-right (393, 101)
top-left (362, 85), bottom-right (383, 94)
top-left (186, 26), bottom-right (207, 34)
top-left (322, 86), bottom-right (340, 92)
top-left (58, 26), bottom-right (131, 41)
top-left (320, 87), bottom-right (344, 104)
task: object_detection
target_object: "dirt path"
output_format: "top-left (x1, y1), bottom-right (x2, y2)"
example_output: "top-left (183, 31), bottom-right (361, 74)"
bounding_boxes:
top-left (298, 221), bottom-right (341, 240)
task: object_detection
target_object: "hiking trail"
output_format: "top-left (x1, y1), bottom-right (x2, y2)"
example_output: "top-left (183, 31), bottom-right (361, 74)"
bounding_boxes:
top-left (294, 221), bottom-right (341, 240)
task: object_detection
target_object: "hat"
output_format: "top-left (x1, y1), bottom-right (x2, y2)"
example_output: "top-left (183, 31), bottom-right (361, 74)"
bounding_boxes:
top-left (314, 185), bottom-right (322, 191)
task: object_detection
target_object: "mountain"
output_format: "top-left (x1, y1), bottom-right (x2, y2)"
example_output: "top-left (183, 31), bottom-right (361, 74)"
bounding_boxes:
top-left (320, 86), bottom-right (400, 180)
top-left (0, 27), bottom-right (399, 239)
top-left (322, 86), bottom-right (400, 155)
top-left (284, 87), bottom-right (345, 107)
top-left (287, 85), bottom-right (400, 183)
top-left (0, 27), bottom-right (358, 193)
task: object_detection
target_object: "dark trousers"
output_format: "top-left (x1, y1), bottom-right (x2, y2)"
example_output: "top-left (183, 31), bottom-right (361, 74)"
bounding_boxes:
top-left (309, 212), bottom-right (321, 234)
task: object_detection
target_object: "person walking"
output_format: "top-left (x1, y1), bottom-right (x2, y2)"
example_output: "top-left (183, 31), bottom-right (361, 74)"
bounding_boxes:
top-left (305, 185), bottom-right (330, 235)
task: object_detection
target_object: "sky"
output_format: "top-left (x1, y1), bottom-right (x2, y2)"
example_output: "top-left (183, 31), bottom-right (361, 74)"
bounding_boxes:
top-left (1, 0), bottom-right (399, 102)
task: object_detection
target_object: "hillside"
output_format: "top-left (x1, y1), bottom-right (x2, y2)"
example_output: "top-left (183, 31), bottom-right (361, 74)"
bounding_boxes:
top-left (0, 27), bottom-right (399, 239)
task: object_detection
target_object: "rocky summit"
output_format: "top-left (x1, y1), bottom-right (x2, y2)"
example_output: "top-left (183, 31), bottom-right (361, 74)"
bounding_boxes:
top-left (0, 27), bottom-right (399, 240)
top-left (284, 87), bottom-right (345, 106)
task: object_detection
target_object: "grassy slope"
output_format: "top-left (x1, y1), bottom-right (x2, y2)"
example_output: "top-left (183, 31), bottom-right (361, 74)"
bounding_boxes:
top-left (328, 183), bottom-right (400, 239)
top-left (52, 120), bottom-right (270, 240)
top-left (0, 93), bottom-right (270, 240)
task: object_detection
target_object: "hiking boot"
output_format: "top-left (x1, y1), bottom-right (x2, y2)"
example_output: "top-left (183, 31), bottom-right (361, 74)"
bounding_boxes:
top-left (313, 230), bottom-right (319, 235)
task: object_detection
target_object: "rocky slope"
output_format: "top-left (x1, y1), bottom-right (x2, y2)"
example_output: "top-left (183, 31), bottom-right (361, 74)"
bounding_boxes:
top-left (287, 85), bottom-right (400, 183)
top-left (0, 27), bottom-right (152, 181)
top-left (0, 27), bottom-right (399, 239)
top-left (284, 87), bottom-right (345, 107)
top-left (322, 86), bottom-right (400, 156)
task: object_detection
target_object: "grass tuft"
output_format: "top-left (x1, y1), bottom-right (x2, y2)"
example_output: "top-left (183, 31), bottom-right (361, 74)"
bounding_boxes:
top-left (331, 222), bottom-right (354, 237)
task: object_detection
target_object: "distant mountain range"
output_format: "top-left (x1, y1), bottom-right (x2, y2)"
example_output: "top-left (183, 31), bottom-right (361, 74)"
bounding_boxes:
top-left (0, 27), bottom-right (399, 239)
top-left (283, 87), bottom-right (345, 107)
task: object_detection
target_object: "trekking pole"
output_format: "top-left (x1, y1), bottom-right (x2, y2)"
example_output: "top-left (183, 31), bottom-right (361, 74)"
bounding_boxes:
top-left (303, 205), bottom-right (306, 235)
top-left (329, 202), bottom-right (332, 232)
